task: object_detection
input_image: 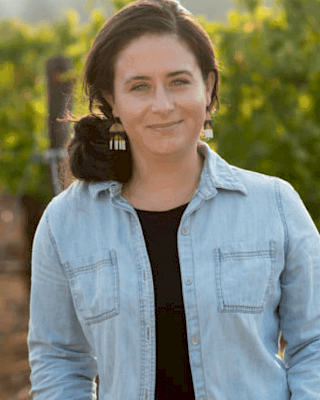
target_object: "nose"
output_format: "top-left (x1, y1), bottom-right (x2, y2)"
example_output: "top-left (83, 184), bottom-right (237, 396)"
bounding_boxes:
top-left (151, 86), bottom-right (174, 114)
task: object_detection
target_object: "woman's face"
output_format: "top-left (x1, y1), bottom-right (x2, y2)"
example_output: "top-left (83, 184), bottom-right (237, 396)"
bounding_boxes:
top-left (103, 34), bottom-right (215, 159)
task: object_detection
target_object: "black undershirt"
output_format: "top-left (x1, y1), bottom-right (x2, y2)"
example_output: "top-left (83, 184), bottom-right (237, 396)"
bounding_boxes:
top-left (135, 203), bottom-right (195, 400)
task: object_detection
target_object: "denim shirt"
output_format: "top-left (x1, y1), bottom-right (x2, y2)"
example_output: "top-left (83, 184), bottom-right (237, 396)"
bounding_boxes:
top-left (28, 143), bottom-right (320, 400)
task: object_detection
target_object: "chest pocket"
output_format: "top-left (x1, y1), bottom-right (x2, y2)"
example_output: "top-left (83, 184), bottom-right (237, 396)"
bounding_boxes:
top-left (214, 241), bottom-right (275, 313)
top-left (65, 250), bottom-right (120, 325)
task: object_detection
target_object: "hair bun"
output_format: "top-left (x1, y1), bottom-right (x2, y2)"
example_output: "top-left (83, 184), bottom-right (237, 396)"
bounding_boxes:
top-left (68, 113), bottom-right (132, 183)
top-left (74, 114), bottom-right (112, 144)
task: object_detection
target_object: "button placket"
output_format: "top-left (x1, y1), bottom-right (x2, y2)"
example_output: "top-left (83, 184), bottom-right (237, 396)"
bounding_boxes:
top-left (179, 214), bottom-right (207, 399)
top-left (133, 214), bottom-right (156, 400)
top-left (182, 226), bottom-right (189, 235)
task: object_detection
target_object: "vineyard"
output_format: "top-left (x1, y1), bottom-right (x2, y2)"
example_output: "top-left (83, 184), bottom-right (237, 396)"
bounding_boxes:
top-left (1, 0), bottom-right (320, 225)
top-left (0, 0), bottom-right (320, 397)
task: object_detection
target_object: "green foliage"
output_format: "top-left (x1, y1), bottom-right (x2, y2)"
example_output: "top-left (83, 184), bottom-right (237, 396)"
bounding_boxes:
top-left (0, 10), bottom-right (105, 200)
top-left (235, 0), bottom-right (263, 13)
top-left (0, 0), bottom-right (320, 230)
top-left (202, 0), bottom-right (320, 228)
top-left (112, 0), bottom-right (135, 12)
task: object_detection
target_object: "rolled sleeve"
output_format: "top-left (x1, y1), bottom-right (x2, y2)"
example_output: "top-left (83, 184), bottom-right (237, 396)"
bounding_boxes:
top-left (28, 205), bottom-right (98, 399)
top-left (276, 179), bottom-right (320, 399)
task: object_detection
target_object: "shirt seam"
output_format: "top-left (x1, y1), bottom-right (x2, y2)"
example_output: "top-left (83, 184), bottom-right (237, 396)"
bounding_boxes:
top-left (45, 208), bottom-right (65, 270)
top-left (274, 179), bottom-right (289, 258)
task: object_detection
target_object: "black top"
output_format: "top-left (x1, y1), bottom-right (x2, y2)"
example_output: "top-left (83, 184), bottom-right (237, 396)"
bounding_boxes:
top-left (135, 203), bottom-right (195, 400)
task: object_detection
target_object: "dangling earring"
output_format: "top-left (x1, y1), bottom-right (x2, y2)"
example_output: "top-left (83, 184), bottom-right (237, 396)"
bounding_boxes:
top-left (203, 110), bottom-right (213, 139)
top-left (109, 118), bottom-right (127, 151)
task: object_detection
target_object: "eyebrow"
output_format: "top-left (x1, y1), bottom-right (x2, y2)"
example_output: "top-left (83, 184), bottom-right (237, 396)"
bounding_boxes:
top-left (124, 70), bottom-right (193, 85)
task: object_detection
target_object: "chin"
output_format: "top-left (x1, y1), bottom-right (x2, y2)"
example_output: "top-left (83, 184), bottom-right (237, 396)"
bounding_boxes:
top-left (152, 144), bottom-right (192, 158)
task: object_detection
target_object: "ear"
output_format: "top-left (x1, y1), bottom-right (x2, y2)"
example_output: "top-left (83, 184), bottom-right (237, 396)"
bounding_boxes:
top-left (205, 71), bottom-right (216, 108)
top-left (102, 90), bottom-right (119, 116)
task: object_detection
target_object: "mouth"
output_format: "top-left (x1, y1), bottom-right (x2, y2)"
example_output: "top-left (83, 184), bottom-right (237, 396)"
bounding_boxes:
top-left (148, 120), bottom-right (182, 129)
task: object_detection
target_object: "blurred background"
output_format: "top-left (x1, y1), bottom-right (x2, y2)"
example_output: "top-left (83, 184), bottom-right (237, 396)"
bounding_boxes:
top-left (0, 0), bottom-right (273, 23)
top-left (0, 0), bottom-right (319, 398)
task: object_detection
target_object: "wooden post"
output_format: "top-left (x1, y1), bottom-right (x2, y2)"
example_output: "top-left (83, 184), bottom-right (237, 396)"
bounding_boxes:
top-left (46, 56), bottom-right (73, 195)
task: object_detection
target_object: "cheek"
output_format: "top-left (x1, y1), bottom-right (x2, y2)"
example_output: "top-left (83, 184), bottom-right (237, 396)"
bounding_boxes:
top-left (182, 85), bottom-right (207, 110)
top-left (185, 114), bottom-right (205, 134)
top-left (118, 98), bottom-right (148, 120)
top-left (118, 107), bottom-right (146, 138)
top-left (116, 103), bottom-right (142, 131)
top-left (182, 96), bottom-right (206, 124)
top-left (183, 102), bottom-right (206, 135)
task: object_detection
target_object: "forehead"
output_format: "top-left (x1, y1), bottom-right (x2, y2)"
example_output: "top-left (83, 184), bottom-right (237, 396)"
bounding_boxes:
top-left (114, 34), bottom-right (200, 79)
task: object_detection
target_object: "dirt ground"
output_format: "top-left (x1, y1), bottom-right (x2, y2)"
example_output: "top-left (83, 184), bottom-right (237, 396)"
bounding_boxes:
top-left (0, 195), bottom-right (31, 400)
top-left (0, 275), bottom-right (31, 400)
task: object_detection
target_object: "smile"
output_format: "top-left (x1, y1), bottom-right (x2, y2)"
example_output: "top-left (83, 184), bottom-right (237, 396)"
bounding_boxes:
top-left (148, 120), bottom-right (182, 129)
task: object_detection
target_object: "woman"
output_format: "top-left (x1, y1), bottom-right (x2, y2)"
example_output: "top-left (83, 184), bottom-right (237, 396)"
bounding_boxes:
top-left (28, 0), bottom-right (320, 399)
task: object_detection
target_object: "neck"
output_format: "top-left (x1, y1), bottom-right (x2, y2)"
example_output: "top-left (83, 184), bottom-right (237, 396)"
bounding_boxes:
top-left (122, 145), bottom-right (204, 211)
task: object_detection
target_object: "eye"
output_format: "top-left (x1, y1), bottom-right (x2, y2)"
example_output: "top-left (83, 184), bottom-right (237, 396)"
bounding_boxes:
top-left (130, 83), bottom-right (149, 92)
top-left (171, 78), bottom-right (190, 87)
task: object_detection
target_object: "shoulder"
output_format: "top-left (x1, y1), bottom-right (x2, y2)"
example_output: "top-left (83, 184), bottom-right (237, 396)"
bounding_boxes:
top-left (204, 144), bottom-right (291, 198)
top-left (223, 156), bottom-right (316, 234)
top-left (232, 163), bottom-right (300, 204)
top-left (35, 180), bottom-right (119, 259)
top-left (207, 146), bottom-right (307, 221)
top-left (46, 180), bottom-right (90, 216)
top-left (42, 180), bottom-right (115, 234)
top-left (35, 181), bottom-right (88, 237)
top-left (232, 162), bottom-right (302, 209)
top-left (232, 163), bottom-right (292, 193)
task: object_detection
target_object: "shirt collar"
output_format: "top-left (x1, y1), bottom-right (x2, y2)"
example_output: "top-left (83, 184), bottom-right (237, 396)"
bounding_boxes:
top-left (197, 142), bottom-right (248, 199)
top-left (88, 142), bottom-right (248, 200)
top-left (88, 180), bottom-right (122, 199)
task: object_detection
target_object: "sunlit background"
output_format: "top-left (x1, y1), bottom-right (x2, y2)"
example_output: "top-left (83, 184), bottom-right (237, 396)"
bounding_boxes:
top-left (0, 0), bottom-right (319, 399)
top-left (0, 0), bottom-right (273, 22)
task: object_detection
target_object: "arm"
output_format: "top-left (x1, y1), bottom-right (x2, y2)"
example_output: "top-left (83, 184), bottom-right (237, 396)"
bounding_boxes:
top-left (28, 206), bottom-right (98, 399)
top-left (277, 179), bottom-right (320, 399)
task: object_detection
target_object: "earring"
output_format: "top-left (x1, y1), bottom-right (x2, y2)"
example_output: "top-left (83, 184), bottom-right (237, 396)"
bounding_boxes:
top-left (203, 110), bottom-right (213, 139)
top-left (109, 118), bottom-right (126, 151)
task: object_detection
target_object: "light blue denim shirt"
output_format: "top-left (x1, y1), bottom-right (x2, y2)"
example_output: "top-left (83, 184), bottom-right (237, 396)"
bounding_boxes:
top-left (28, 142), bottom-right (320, 400)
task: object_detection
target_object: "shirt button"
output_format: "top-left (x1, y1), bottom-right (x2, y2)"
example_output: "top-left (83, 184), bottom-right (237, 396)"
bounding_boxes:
top-left (186, 278), bottom-right (192, 285)
top-left (182, 227), bottom-right (189, 235)
top-left (192, 336), bottom-right (199, 345)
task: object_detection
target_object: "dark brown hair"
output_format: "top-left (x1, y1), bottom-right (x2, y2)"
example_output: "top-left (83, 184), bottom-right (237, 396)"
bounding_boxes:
top-left (68, 0), bottom-right (219, 183)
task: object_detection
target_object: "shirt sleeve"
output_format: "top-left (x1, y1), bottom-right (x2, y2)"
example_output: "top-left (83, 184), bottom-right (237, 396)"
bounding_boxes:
top-left (276, 179), bottom-right (320, 399)
top-left (28, 205), bottom-right (98, 399)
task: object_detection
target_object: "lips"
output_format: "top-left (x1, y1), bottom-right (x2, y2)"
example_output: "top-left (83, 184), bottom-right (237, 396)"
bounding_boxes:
top-left (148, 120), bottom-right (182, 129)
